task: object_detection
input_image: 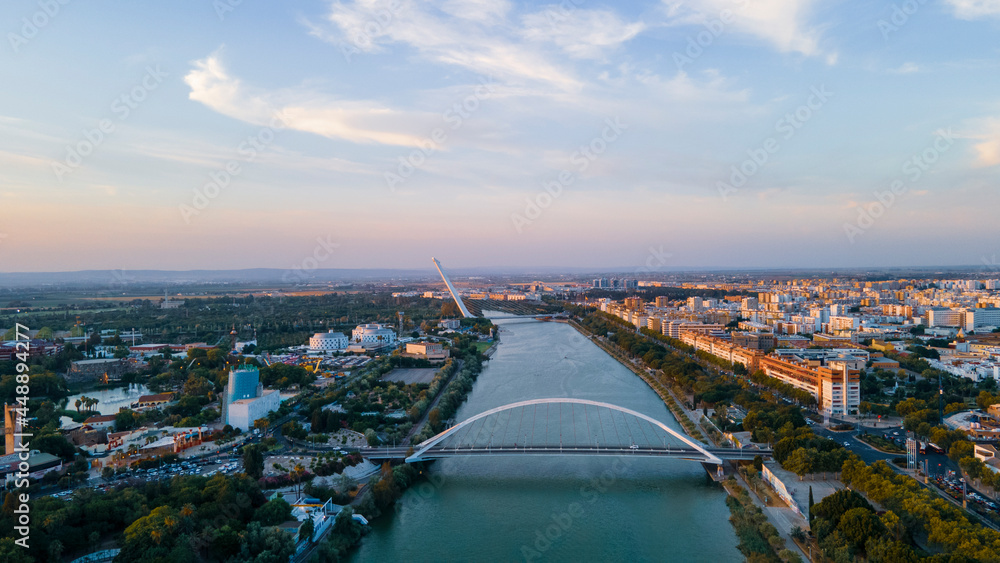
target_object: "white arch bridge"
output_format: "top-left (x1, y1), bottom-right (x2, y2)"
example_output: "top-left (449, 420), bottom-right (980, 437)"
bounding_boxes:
top-left (361, 399), bottom-right (770, 466)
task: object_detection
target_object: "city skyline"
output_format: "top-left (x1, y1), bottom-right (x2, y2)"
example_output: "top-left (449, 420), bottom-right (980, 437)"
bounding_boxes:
top-left (4, 0), bottom-right (1000, 272)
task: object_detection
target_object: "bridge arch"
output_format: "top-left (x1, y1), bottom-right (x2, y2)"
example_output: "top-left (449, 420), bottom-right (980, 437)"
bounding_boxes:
top-left (406, 398), bottom-right (722, 464)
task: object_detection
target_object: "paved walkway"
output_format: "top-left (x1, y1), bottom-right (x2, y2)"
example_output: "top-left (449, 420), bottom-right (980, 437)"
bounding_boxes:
top-left (733, 471), bottom-right (811, 562)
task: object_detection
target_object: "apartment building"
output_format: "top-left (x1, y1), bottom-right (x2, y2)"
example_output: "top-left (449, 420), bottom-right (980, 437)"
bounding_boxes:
top-left (759, 355), bottom-right (861, 415)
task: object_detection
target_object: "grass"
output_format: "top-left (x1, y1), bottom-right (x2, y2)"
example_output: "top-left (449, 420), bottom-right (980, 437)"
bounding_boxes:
top-left (857, 433), bottom-right (906, 454)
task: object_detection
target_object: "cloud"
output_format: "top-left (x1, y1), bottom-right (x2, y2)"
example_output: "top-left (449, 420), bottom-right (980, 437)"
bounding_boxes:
top-left (439, 0), bottom-right (512, 23)
top-left (319, 0), bottom-right (583, 92)
top-left (967, 117), bottom-right (1000, 167)
top-left (184, 53), bottom-right (442, 147)
top-left (945, 0), bottom-right (1000, 19)
top-left (662, 0), bottom-right (824, 57)
top-left (520, 8), bottom-right (645, 59)
top-left (889, 62), bottom-right (920, 74)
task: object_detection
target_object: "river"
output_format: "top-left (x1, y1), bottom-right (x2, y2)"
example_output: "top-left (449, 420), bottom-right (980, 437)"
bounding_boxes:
top-left (350, 317), bottom-right (741, 562)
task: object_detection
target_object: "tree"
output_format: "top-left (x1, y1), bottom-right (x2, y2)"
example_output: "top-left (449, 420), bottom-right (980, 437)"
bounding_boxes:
top-left (47, 539), bottom-right (64, 562)
top-left (808, 486), bottom-right (815, 524)
top-left (115, 408), bottom-right (139, 432)
top-left (784, 448), bottom-right (813, 479)
top-left (364, 428), bottom-right (378, 446)
top-left (428, 408), bottom-right (441, 430)
top-left (441, 301), bottom-right (460, 318)
top-left (235, 522), bottom-right (295, 563)
top-left (977, 390), bottom-right (1000, 410)
top-left (949, 440), bottom-right (974, 462)
top-left (837, 507), bottom-right (884, 552)
top-left (811, 489), bottom-right (873, 531)
top-left (299, 518), bottom-right (314, 543)
top-left (858, 401), bottom-right (872, 417)
top-left (254, 418), bottom-right (270, 433)
top-left (253, 498), bottom-right (291, 526)
top-left (243, 444), bottom-right (265, 479)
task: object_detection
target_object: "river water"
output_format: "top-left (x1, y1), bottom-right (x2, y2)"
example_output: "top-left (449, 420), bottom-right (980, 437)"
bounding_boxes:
top-left (350, 318), bottom-right (740, 562)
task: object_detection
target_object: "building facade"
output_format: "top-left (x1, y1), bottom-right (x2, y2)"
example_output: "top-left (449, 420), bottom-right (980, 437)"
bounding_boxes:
top-left (228, 390), bottom-right (281, 431)
top-left (309, 331), bottom-right (349, 353)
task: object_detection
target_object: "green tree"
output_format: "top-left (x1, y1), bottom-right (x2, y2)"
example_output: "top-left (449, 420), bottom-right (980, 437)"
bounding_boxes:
top-left (784, 448), bottom-right (813, 479)
top-left (808, 486), bottom-right (815, 524)
top-left (253, 498), bottom-right (291, 526)
top-left (236, 522), bottom-right (295, 563)
top-left (837, 507), bottom-right (884, 553)
top-left (949, 440), bottom-right (974, 462)
top-left (243, 444), bottom-right (265, 479)
top-left (299, 518), bottom-right (314, 543)
top-left (115, 408), bottom-right (139, 432)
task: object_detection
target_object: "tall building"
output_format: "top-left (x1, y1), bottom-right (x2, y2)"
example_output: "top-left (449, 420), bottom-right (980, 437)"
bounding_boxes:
top-left (624, 297), bottom-right (643, 311)
top-left (759, 355), bottom-right (861, 415)
top-left (227, 366), bottom-right (261, 403)
top-left (223, 366), bottom-right (280, 431)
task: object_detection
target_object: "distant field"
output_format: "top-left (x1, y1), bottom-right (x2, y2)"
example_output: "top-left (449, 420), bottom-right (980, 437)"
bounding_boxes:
top-left (382, 368), bottom-right (438, 385)
top-left (474, 341), bottom-right (493, 353)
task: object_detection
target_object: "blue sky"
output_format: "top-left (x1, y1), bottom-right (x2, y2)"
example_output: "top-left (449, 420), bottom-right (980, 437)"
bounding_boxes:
top-left (3, 0), bottom-right (1000, 273)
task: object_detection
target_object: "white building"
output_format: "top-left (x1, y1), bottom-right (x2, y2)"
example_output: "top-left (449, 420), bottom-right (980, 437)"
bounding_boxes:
top-left (309, 331), bottom-right (349, 353)
top-left (228, 390), bottom-right (281, 431)
top-left (966, 308), bottom-right (1000, 331)
top-left (351, 324), bottom-right (397, 348)
top-left (926, 307), bottom-right (964, 328)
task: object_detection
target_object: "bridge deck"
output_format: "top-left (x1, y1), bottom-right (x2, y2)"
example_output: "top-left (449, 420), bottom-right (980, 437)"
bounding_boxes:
top-left (363, 446), bottom-right (772, 462)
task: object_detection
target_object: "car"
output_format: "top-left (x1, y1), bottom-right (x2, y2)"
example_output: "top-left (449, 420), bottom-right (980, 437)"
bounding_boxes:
top-left (844, 441), bottom-right (851, 447)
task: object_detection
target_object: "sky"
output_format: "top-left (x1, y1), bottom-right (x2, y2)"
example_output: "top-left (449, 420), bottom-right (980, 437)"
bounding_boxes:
top-left (2, 0), bottom-right (1000, 274)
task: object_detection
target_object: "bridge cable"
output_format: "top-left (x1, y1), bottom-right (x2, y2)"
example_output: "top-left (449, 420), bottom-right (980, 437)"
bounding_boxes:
top-left (530, 404), bottom-right (537, 446)
top-left (471, 413), bottom-right (487, 449)
top-left (596, 406), bottom-right (608, 448)
top-left (517, 405), bottom-right (526, 448)
top-left (501, 407), bottom-right (512, 448)
top-left (609, 407), bottom-right (623, 447)
top-left (621, 410), bottom-right (635, 447)
top-left (462, 417), bottom-right (489, 448)
top-left (451, 416), bottom-right (472, 449)
top-left (570, 403), bottom-right (576, 446)
top-left (636, 416), bottom-right (653, 448)
top-left (545, 403), bottom-right (549, 447)
top-left (557, 403), bottom-right (562, 448)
